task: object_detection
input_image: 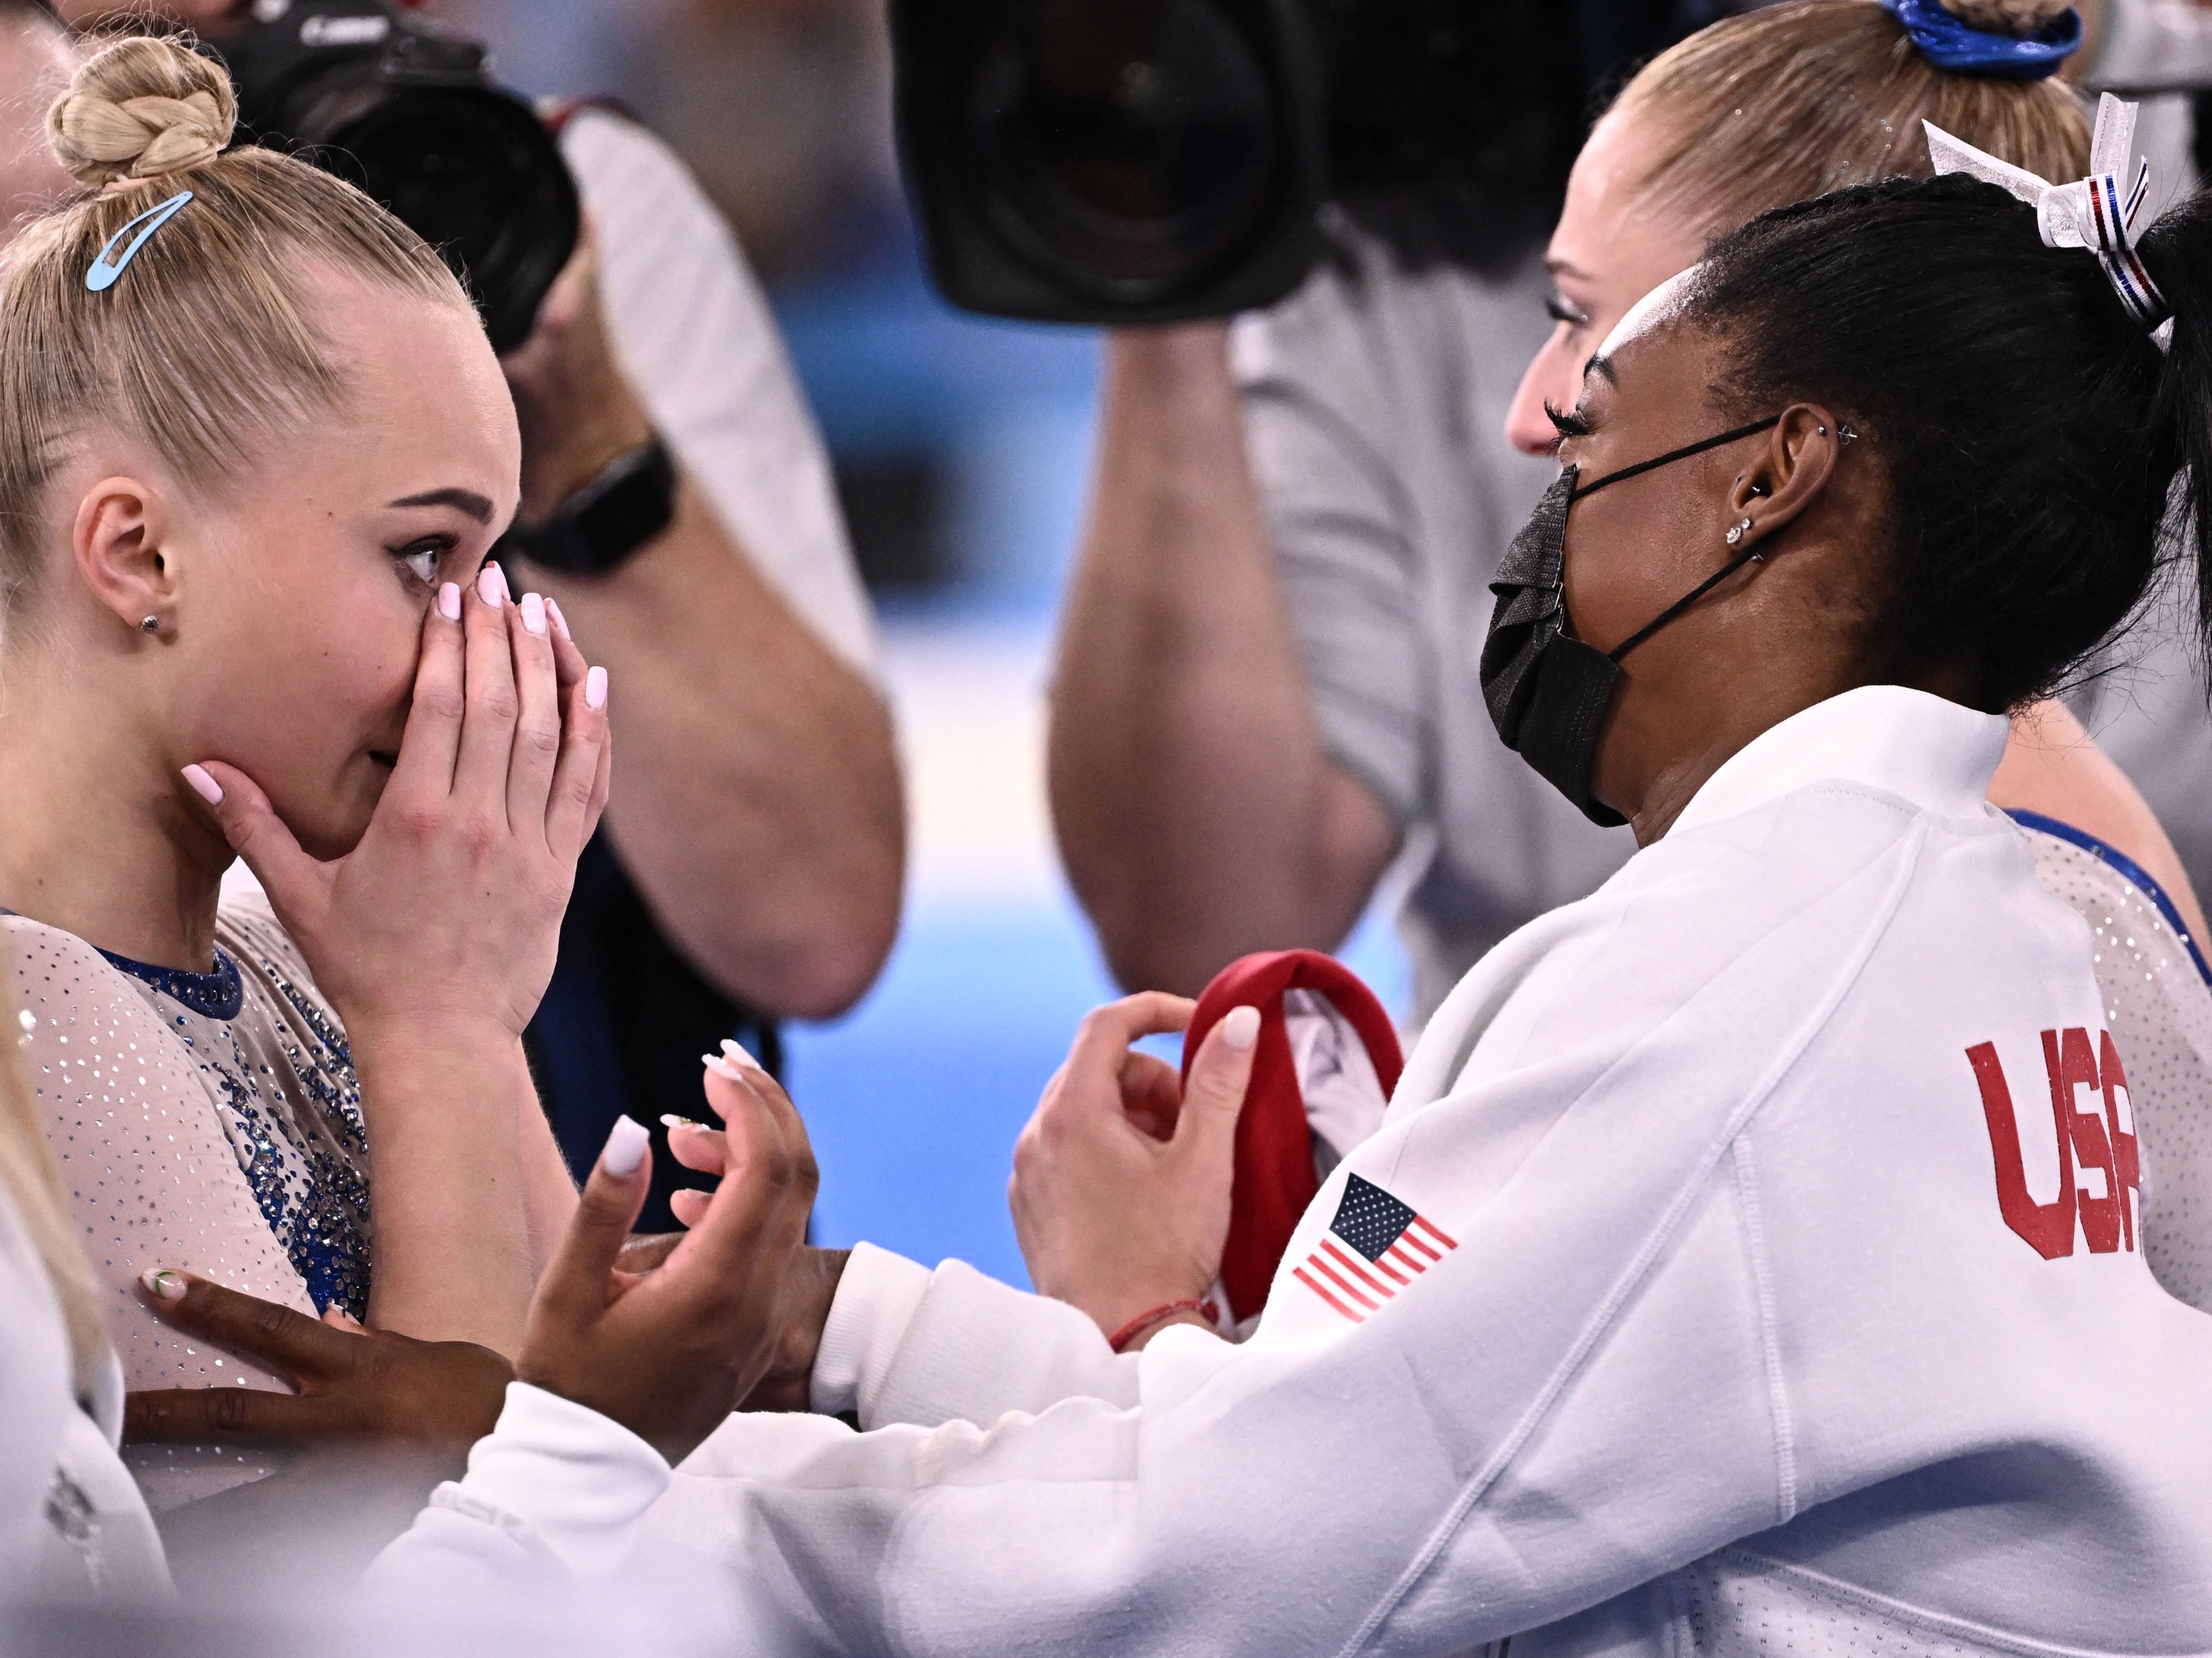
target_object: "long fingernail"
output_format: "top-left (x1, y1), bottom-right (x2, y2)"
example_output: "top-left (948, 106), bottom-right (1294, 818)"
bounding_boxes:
top-left (477, 564), bottom-right (505, 608)
top-left (702, 1054), bottom-right (744, 1082)
top-left (661, 1113), bottom-right (701, 1130)
top-left (140, 1268), bottom-right (186, 1302)
top-left (719, 1038), bottom-right (763, 1072)
top-left (546, 597), bottom-right (572, 642)
top-left (521, 592), bottom-right (548, 636)
top-left (181, 765), bottom-right (223, 806)
top-left (601, 1114), bottom-right (649, 1176)
top-left (438, 581), bottom-right (462, 622)
top-left (586, 665), bottom-right (608, 711)
top-left (1221, 1005), bottom-right (1261, 1052)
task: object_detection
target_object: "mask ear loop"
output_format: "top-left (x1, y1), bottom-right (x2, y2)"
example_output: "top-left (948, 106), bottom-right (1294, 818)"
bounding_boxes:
top-left (1571, 415), bottom-right (1781, 502)
top-left (1567, 413), bottom-right (1792, 662)
top-left (1605, 542), bottom-right (1770, 664)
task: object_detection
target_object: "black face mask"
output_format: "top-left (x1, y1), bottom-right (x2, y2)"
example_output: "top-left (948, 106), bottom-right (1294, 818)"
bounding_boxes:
top-left (1480, 416), bottom-right (1782, 827)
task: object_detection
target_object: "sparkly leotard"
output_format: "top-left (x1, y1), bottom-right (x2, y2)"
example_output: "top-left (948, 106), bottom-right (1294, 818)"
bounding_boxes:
top-left (5, 891), bottom-right (369, 1509)
top-left (2013, 814), bottom-right (2212, 1312)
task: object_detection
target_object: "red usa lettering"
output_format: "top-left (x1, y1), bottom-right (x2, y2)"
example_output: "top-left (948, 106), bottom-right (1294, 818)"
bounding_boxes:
top-left (1965, 1029), bottom-right (2140, 1259)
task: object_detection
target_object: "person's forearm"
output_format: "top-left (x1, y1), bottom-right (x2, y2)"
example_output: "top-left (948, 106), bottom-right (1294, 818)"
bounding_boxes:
top-left (1049, 325), bottom-right (1395, 996)
top-left (352, 1019), bottom-right (538, 1355)
top-left (519, 481), bottom-right (903, 1019)
top-left (513, 1050), bottom-right (579, 1276)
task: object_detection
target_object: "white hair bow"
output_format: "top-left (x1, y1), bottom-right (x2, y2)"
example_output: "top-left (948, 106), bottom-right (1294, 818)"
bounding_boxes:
top-left (1924, 92), bottom-right (2169, 335)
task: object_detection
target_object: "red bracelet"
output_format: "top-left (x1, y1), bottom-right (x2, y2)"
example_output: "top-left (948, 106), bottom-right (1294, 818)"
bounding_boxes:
top-left (1106, 1298), bottom-right (1219, 1355)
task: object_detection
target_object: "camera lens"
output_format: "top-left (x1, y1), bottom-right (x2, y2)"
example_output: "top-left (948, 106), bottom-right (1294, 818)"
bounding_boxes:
top-left (325, 87), bottom-right (581, 355)
top-left (962, 0), bottom-right (1279, 305)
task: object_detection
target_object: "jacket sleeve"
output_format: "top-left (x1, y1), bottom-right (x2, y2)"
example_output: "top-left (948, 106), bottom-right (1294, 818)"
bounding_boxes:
top-left (395, 1023), bottom-right (1795, 1656)
top-left (363, 1383), bottom-right (670, 1599)
top-left (807, 1242), bottom-right (1141, 1427)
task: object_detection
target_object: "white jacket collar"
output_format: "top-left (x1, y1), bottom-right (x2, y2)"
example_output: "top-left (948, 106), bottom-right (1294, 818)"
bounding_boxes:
top-left (1670, 685), bottom-right (2008, 837)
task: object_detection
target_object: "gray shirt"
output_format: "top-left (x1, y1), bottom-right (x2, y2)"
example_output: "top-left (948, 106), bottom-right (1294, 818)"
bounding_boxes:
top-left (1233, 220), bottom-right (1634, 1021)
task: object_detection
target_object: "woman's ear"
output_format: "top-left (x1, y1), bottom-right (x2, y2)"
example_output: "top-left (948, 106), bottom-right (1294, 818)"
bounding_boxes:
top-left (1730, 405), bottom-right (1845, 550)
top-left (71, 475), bottom-right (176, 637)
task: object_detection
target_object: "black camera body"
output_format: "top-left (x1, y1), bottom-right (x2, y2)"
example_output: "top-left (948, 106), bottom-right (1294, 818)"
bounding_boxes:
top-left (205, 0), bottom-right (579, 353)
top-left (893, 0), bottom-right (1680, 326)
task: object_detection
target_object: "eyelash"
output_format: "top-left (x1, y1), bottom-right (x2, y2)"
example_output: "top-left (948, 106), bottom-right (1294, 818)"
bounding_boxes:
top-left (1545, 401), bottom-right (1590, 439)
top-left (390, 536), bottom-right (455, 587)
top-left (1545, 295), bottom-right (1590, 329)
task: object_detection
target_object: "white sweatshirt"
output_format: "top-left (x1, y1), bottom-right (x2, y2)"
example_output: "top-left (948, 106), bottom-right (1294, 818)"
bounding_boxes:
top-left (375, 686), bottom-right (2212, 1655)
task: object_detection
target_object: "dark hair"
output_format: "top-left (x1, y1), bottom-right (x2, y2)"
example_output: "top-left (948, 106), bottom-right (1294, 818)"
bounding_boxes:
top-left (1683, 172), bottom-right (2212, 712)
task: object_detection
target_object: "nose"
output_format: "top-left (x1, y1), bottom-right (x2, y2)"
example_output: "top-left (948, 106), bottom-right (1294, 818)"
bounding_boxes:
top-left (1504, 347), bottom-right (1571, 459)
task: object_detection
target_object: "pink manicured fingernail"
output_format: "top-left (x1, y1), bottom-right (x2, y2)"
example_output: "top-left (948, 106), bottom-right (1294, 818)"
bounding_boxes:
top-left (585, 665), bottom-right (608, 711)
top-left (438, 581), bottom-right (461, 622)
top-left (181, 765), bottom-right (223, 806)
top-left (661, 1113), bottom-right (701, 1130)
top-left (477, 564), bottom-right (505, 608)
top-left (140, 1269), bottom-right (186, 1302)
top-left (601, 1114), bottom-right (649, 1177)
top-left (703, 1053), bottom-right (744, 1082)
top-left (1221, 1005), bottom-right (1261, 1052)
top-left (545, 597), bottom-right (572, 642)
top-left (520, 592), bottom-right (547, 636)
top-left (719, 1038), bottom-right (763, 1072)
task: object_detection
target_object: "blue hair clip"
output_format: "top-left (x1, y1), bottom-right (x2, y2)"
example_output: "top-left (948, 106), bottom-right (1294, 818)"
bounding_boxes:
top-left (84, 190), bottom-right (194, 293)
top-left (1882, 0), bottom-right (2081, 78)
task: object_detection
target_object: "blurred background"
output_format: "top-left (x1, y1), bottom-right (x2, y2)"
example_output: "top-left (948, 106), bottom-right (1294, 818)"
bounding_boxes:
top-left (433, 0), bottom-right (1410, 1285)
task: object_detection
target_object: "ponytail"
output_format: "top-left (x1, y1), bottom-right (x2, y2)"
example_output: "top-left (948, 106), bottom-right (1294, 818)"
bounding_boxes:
top-left (1684, 173), bottom-right (2175, 711)
top-left (2136, 195), bottom-right (2212, 663)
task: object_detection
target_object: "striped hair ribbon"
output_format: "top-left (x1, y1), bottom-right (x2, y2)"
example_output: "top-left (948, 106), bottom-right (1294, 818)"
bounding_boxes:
top-left (1924, 93), bottom-right (2170, 338)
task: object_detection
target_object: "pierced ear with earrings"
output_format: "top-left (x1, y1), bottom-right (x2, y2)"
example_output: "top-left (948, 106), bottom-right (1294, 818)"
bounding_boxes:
top-left (139, 614), bottom-right (161, 634)
top-left (1727, 470), bottom-right (1777, 547)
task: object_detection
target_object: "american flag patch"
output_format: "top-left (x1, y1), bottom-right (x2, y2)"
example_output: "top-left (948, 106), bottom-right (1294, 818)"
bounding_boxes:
top-left (1292, 1174), bottom-right (1458, 1323)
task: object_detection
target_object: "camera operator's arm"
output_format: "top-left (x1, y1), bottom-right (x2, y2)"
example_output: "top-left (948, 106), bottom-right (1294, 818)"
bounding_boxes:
top-left (1050, 324), bottom-right (1398, 996)
top-left (504, 122), bottom-right (902, 1021)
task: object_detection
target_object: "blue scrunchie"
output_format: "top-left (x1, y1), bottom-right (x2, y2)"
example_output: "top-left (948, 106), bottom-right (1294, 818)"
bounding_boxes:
top-left (1882, 0), bottom-right (2082, 80)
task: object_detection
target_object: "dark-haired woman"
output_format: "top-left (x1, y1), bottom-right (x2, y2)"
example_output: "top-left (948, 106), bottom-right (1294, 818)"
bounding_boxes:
top-left (365, 109), bottom-right (2212, 1654)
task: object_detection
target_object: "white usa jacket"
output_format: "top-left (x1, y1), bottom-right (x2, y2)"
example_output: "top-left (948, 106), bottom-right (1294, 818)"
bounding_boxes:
top-left (375, 686), bottom-right (2212, 1656)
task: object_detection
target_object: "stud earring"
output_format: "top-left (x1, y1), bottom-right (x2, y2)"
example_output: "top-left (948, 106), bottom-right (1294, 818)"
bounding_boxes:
top-left (139, 615), bottom-right (160, 634)
top-left (1725, 517), bottom-right (1752, 546)
top-left (1838, 423), bottom-right (1858, 444)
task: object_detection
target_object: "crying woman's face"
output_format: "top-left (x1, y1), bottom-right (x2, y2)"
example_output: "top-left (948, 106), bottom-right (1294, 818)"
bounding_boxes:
top-left (127, 268), bottom-right (521, 858)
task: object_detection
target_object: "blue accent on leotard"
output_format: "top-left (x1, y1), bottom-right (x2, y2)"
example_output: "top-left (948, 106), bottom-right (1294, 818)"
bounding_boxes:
top-left (2008, 807), bottom-right (2212, 988)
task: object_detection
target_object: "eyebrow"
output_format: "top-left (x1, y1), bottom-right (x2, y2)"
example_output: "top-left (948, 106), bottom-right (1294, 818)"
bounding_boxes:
top-left (1545, 256), bottom-right (1589, 280)
top-left (388, 487), bottom-right (495, 524)
top-left (1582, 353), bottom-right (1618, 386)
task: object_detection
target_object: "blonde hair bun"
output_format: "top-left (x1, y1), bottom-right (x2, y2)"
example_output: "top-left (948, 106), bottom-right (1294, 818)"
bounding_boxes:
top-left (1934, 0), bottom-right (2077, 36)
top-left (46, 36), bottom-right (237, 189)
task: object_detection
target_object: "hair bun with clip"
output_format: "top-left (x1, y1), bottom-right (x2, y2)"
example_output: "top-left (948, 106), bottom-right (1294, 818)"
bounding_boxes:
top-left (1885, 0), bottom-right (2082, 79)
top-left (45, 36), bottom-right (236, 189)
